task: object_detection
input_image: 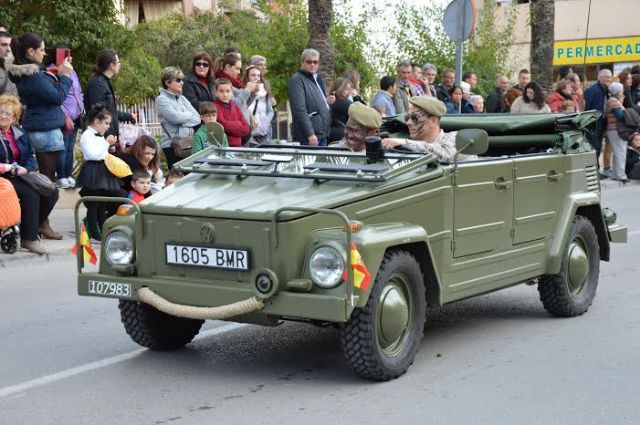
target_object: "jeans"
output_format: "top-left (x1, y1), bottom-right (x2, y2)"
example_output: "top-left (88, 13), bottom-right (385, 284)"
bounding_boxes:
top-left (56, 129), bottom-right (78, 179)
top-left (28, 129), bottom-right (64, 152)
top-left (606, 129), bottom-right (628, 180)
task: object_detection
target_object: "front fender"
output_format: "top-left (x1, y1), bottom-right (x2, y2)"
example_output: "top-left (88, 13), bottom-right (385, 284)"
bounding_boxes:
top-left (547, 193), bottom-right (609, 274)
top-left (309, 223), bottom-right (440, 310)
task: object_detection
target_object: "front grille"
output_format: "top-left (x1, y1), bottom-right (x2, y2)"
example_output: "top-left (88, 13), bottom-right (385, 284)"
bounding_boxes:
top-left (585, 165), bottom-right (599, 192)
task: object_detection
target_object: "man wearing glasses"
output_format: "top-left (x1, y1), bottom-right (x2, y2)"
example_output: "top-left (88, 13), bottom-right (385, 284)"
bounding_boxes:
top-left (329, 102), bottom-right (382, 152)
top-left (381, 97), bottom-right (477, 163)
top-left (287, 48), bottom-right (335, 146)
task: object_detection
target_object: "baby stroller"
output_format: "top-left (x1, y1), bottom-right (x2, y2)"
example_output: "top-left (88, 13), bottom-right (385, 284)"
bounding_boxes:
top-left (0, 177), bottom-right (20, 254)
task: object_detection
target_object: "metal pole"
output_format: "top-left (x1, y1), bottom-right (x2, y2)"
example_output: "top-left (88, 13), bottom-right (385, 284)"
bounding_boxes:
top-left (455, 0), bottom-right (467, 114)
top-left (455, 41), bottom-right (463, 114)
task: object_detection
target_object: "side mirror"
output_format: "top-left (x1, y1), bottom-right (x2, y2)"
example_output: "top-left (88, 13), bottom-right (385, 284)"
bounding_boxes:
top-left (455, 128), bottom-right (489, 156)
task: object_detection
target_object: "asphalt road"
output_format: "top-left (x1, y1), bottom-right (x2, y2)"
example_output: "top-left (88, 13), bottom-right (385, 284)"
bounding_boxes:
top-left (0, 183), bottom-right (639, 425)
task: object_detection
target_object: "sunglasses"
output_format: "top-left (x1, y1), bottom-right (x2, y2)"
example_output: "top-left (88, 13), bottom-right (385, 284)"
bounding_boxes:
top-left (195, 61), bottom-right (210, 68)
top-left (405, 112), bottom-right (425, 122)
top-left (305, 60), bottom-right (319, 65)
top-left (174, 78), bottom-right (184, 83)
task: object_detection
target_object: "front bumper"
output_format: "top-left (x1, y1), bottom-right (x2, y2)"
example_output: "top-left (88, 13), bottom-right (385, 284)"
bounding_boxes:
top-left (78, 273), bottom-right (350, 323)
top-left (608, 223), bottom-right (627, 243)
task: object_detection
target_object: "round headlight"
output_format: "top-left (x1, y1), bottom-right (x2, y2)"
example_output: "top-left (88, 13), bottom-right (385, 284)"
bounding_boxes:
top-left (309, 246), bottom-right (344, 288)
top-left (105, 231), bottom-right (134, 265)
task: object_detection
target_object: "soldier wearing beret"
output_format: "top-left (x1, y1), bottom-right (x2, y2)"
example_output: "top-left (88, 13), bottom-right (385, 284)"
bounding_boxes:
top-left (330, 102), bottom-right (382, 152)
top-left (381, 97), bottom-right (477, 163)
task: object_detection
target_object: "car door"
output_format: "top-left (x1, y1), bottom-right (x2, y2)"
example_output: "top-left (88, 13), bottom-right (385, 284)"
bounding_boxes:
top-left (452, 158), bottom-right (514, 258)
top-left (512, 154), bottom-right (565, 244)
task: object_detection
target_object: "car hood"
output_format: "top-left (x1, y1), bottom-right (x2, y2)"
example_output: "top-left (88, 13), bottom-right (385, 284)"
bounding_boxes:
top-left (140, 172), bottom-right (409, 220)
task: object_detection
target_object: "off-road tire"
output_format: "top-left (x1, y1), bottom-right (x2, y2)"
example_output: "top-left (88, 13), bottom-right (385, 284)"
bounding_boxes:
top-left (119, 300), bottom-right (204, 350)
top-left (340, 250), bottom-right (426, 381)
top-left (538, 216), bottom-right (600, 317)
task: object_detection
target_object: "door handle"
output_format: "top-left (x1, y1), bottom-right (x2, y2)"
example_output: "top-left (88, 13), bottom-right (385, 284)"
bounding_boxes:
top-left (547, 170), bottom-right (563, 182)
top-left (494, 177), bottom-right (511, 190)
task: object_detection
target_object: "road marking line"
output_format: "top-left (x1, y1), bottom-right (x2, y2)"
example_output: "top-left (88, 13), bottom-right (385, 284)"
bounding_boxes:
top-left (0, 322), bottom-right (246, 400)
top-left (628, 230), bottom-right (640, 237)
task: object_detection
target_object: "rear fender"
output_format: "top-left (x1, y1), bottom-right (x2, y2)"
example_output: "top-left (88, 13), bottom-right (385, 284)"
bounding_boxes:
top-left (547, 194), bottom-right (609, 274)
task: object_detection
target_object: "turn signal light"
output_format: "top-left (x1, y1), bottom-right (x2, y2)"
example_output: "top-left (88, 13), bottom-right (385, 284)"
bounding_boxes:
top-left (116, 204), bottom-right (134, 216)
top-left (343, 221), bottom-right (362, 233)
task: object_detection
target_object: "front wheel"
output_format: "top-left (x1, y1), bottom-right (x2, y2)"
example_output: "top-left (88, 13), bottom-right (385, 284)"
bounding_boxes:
top-left (340, 250), bottom-right (426, 381)
top-left (538, 216), bottom-right (600, 317)
top-left (119, 300), bottom-right (204, 350)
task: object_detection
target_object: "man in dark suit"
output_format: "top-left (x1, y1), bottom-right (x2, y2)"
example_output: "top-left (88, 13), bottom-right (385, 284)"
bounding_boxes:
top-left (287, 49), bottom-right (335, 146)
top-left (436, 69), bottom-right (455, 103)
top-left (486, 75), bottom-right (510, 113)
top-left (584, 69), bottom-right (612, 163)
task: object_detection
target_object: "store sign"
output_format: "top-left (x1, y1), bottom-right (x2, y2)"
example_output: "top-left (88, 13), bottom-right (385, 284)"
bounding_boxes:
top-left (554, 37), bottom-right (640, 65)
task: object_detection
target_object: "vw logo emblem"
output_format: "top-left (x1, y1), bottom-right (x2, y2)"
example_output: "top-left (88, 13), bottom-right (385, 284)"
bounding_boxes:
top-left (200, 224), bottom-right (216, 243)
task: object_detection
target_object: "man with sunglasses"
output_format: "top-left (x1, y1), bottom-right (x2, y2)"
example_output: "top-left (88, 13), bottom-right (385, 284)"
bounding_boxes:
top-left (287, 48), bottom-right (335, 146)
top-left (381, 97), bottom-right (477, 163)
top-left (329, 102), bottom-right (382, 152)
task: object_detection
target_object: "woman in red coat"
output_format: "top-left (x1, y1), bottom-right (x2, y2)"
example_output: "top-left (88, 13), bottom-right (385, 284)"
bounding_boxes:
top-left (213, 78), bottom-right (249, 147)
top-left (547, 79), bottom-right (579, 113)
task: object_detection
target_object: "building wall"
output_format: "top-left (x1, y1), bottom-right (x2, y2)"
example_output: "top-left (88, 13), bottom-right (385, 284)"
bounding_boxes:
top-left (493, 0), bottom-right (640, 79)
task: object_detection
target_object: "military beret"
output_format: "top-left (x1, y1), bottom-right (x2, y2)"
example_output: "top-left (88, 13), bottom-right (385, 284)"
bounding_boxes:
top-left (348, 102), bottom-right (382, 129)
top-left (408, 96), bottom-right (447, 117)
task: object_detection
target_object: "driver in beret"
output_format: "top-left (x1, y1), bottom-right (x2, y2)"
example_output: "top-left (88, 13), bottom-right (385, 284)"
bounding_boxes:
top-left (330, 102), bottom-right (382, 152)
top-left (381, 97), bottom-right (477, 162)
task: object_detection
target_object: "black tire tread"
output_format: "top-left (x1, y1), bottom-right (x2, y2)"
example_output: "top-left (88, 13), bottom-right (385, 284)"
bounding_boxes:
top-left (340, 250), bottom-right (426, 381)
top-left (538, 216), bottom-right (600, 317)
top-left (119, 300), bottom-right (204, 350)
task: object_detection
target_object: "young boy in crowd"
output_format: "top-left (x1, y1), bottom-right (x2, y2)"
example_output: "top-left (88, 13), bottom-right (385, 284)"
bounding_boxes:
top-left (128, 170), bottom-right (151, 203)
top-left (164, 169), bottom-right (184, 187)
top-left (192, 101), bottom-right (229, 154)
top-left (213, 78), bottom-right (249, 147)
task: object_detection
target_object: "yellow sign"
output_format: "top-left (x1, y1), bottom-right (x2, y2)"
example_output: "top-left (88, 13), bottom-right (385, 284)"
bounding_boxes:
top-left (554, 37), bottom-right (640, 65)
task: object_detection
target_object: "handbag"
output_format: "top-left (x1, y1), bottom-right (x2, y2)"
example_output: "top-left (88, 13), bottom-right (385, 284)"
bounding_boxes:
top-left (20, 172), bottom-right (56, 196)
top-left (249, 99), bottom-right (260, 131)
top-left (162, 123), bottom-right (193, 159)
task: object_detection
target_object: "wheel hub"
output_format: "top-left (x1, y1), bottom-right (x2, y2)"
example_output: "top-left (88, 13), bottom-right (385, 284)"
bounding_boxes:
top-left (378, 283), bottom-right (410, 351)
top-left (567, 240), bottom-right (589, 294)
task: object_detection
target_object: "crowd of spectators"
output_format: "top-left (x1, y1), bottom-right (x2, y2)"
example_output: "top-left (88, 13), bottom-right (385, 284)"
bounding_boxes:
top-left (1, 21), bottom-right (640, 253)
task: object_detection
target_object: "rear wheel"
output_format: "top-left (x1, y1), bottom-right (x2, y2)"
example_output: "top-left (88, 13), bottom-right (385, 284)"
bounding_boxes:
top-left (1, 232), bottom-right (18, 254)
top-left (538, 216), bottom-right (600, 317)
top-left (119, 300), bottom-right (204, 350)
top-left (340, 250), bottom-right (426, 381)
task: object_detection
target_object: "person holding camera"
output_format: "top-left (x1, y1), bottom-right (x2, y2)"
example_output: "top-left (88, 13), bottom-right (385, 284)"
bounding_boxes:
top-left (7, 32), bottom-right (72, 181)
top-left (242, 65), bottom-right (273, 145)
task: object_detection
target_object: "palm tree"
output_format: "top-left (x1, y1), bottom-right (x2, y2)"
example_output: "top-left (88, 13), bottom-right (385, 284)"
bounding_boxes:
top-left (530, 0), bottom-right (555, 91)
top-left (308, 0), bottom-right (334, 84)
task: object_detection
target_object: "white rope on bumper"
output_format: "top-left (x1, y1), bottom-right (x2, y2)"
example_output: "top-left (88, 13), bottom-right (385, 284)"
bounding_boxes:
top-left (138, 287), bottom-right (265, 320)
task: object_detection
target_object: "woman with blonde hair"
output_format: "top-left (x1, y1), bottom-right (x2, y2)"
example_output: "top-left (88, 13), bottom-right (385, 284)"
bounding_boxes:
top-left (0, 95), bottom-right (60, 254)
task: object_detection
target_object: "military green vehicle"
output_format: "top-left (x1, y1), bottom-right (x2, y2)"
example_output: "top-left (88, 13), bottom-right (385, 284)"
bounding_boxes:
top-left (76, 111), bottom-right (626, 381)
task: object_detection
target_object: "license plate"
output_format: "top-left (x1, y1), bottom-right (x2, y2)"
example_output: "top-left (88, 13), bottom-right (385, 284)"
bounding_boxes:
top-left (88, 280), bottom-right (132, 297)
top-left (165, 244), bottom-right (250, 271)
